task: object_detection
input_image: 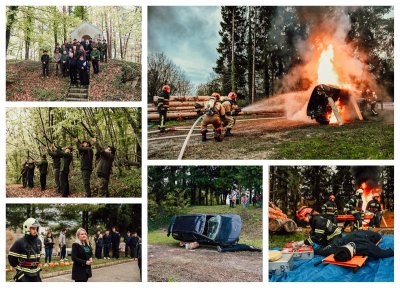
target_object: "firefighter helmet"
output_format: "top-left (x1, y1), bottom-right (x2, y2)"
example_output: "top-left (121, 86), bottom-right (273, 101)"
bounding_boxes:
top-left (211, 92), bottom-right (221, 100)
top-left (296, 207), bottom-right (313, 221)
top-left (355, 188), bottom-right (363, 196)
top-left (23, 218), bottom-right (40, 235)
top-left (373, 193), bottom-right (380, 199)
top-left (329, 195), bottom-right (335, 201)
top-left (162, 85), bottom-right (171, 93)
top-left (228, 92), bottom-right (237, 100)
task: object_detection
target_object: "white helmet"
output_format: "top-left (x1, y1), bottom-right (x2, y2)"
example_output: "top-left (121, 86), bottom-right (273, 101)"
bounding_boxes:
top-left (23, 218), bottom-right (40, 235)
top-left (355, 189), bottom-right (363, 196)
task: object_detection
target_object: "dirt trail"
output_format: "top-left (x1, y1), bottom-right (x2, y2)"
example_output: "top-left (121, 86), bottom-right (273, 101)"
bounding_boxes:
top-left (148, 244), bottom-right (262, 282)
top-left (6, 184), bottom-right (84, 198)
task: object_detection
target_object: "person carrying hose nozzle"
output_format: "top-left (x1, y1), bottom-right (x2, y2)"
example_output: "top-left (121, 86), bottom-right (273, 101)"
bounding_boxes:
top-left (200, 92), bottom-right (226, 142)
top-left (221, 92), bottom-right (240, 137)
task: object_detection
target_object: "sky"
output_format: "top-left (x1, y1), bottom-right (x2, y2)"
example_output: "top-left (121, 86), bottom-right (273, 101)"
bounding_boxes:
top-left (148, 6), bottom-right (222, 89)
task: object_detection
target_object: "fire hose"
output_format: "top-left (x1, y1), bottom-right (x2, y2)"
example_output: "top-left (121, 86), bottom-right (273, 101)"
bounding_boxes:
top-left (177, 115), bottom-right (204, 160)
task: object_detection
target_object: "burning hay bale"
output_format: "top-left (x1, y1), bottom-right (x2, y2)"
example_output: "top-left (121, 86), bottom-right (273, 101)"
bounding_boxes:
top-left (306, 84), bottom-right (363, 125)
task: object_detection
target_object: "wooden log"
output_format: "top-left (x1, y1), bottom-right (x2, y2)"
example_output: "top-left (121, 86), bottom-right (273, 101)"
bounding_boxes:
top-left (148, 112), bottom-right (198, 120)
top-left (269, 218), bottom-right (297, 233)
top-left (327, 97), bottom-right (343, 126)
top-left (153, 95), bottom-right (212, 103)
top-left (148, 106), bottom-right (195, 112)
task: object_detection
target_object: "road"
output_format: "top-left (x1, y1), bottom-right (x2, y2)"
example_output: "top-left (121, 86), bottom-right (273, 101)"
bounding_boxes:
top-left (43, 261), bottom-right (141, 282)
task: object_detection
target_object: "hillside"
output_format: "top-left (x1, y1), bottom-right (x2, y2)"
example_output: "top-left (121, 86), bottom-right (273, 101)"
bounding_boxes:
top-left (6, 59), bottom-right (141, 101)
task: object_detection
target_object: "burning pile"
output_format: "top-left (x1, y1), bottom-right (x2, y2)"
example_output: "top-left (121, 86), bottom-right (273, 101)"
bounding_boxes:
top-left (351, 166), bottom-right (382, 212)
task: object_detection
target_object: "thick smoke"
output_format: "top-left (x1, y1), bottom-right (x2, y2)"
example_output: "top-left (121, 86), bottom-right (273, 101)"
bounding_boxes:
top-left (244, 7), bottom-right (377, 121)
top-left (351, 166), bottom-right (380, 188)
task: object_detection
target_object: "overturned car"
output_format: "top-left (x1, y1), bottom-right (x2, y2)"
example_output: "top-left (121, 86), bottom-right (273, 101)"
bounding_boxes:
top-left (306, 84), bottom-right (363, 125)
top-left (167, 214), bottom-right (242, 246)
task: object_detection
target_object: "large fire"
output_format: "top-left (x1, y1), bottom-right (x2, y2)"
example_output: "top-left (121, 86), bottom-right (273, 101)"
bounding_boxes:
top-left (360, 181), bottom-right (381, 211)
top-left (316, 44), bottom-right (347, 124)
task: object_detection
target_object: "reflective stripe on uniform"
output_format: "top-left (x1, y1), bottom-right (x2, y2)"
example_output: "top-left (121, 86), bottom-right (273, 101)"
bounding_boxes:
top-left (307, 236), bottom-right (313, 245)
top-left (314, 229), bottom-right (325, 234)
top-left (8, 251), bottom-right (40, 259)
top-left (16, 266), bottom-right (41, 273)
top-left (327, 227), bottom-right (342, 240)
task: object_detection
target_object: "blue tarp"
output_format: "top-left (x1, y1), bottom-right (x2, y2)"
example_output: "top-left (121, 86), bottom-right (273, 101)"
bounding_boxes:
top-left (269, 235), bottom-right (394, 282)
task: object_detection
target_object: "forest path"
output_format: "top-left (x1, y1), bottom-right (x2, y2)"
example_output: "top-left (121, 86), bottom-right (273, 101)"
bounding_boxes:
top-left (6, 184), bottom-right (84, 198)
top-left (148, 244), bottom-right (262, 282)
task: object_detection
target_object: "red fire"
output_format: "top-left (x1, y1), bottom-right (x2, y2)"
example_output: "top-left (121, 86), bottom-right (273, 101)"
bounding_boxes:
top-left (360, 181), bottom-right (381, 211)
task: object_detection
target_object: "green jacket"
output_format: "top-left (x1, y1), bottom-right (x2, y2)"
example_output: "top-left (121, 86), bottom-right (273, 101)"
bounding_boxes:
top-left (90, 50), bottom-right (100, 61)
top-left (35, 160), bottom-right (48, 175)
top-left (95, 143), bottom-right (115, 178)
top-left (60, 151), bottom-right (73, 173)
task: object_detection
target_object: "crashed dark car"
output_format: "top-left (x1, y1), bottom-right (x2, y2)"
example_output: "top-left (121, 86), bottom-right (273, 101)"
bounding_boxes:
top-left (167, 214), bottom-right (242, 246)
top-left (306, 84), bottom-right (353, 124)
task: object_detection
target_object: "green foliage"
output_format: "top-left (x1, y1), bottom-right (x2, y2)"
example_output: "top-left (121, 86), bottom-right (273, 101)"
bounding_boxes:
top-left (32, 88), bottom-right (58, 101)
top-left (269, 232), bottom-right (305, 248)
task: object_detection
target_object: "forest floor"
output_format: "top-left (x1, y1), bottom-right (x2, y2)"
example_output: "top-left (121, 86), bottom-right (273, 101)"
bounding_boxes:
top-left (148, 108), bottom-right (394, 160)
top-left (6, 184), bottom-right (84, 198)
top-left (6, 59), bottom-right (141, 101)
top-left (148, 205), bottom-right (263, 282)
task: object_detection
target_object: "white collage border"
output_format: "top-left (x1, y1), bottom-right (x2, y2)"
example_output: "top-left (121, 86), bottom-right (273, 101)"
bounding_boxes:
top-left (1, 0), bottom-right (398, 287)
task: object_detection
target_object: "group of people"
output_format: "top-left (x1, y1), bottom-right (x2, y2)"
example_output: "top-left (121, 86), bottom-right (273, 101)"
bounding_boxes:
top-left (8, 218), bottom-right (140, 282)
top-left (20, 138), bottom-right (116, 197)
top-left (41, 38), bottom-right (108, 86)
top-left (291, 187), bottom-right (391, 261)
top-left (157, 85), bottom-right (241, 141)
top-left (94, 228), bottom-right (140, 261)
top-left (227, 192), bottom-right (262, 208)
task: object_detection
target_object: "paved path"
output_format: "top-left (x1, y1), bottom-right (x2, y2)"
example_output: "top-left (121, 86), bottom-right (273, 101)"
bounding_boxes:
top-left (43, 261), bottom-right (140, 282)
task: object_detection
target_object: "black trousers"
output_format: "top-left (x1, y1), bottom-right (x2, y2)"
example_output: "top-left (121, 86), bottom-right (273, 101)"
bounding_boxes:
top-left (82, 170), bottom-right (92, 197)
top-left (54, 168), bottom-right (60, 193)
top-left (95, 245), bottom-right (102, 259)
top-left (60, 171), bottom-right (70, 197)
top-left (40, 174), bottom-right (47, 191)
top-left (112, 244), bottom-right (119, 259)
top-left (79, 69), bottom-right (90, 86)
top-left (15, 271), bottom-right (41, 282)
top-left (42, 63), bottom-right (49, 77)
top-left (62, 62), bottom-right (68, 76)
top-left (103, 245), bottom-right (110, 258)
top-left (27, 172), bottom-right (34, 188)
top-left (70, 67), bottom-right (77, 85)
top-left (60, 245), bottom-right (66, 259)
top-left (92, 60), bottom-right (99, 74)
top-left (158, 107), bottom-right (168, 130)
top-left (55, 61), bottom-right (60, 75)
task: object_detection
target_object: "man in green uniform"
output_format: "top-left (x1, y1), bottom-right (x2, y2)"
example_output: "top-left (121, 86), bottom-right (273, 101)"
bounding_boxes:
top-left (59, 146), bottom-right (73, 197)
top-left (92, 138), bottom-right (115, 197)
top-left (76, 139), bottom-right (94, 197)
top-left (48, 143), bottom-right (62, 194)
top-left (35, 155), bottom-right (48, 191)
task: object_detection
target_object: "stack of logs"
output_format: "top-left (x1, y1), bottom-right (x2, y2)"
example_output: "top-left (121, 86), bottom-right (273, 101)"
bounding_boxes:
top-left (269, 202), bottom-right (297, 233)
top-left (148, 95), bottom-right (211, 120)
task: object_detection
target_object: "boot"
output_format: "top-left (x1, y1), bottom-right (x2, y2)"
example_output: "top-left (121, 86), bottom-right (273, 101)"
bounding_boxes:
top-left (225, 128), bottom-right (233, 137)
top-left (214, 130), bottom-right (223, 142)
top-left (201, 130), bottom-right (207, 142)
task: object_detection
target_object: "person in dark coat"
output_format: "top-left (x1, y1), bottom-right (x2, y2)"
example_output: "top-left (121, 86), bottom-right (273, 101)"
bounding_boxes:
top-left (111, 227), bottom-right (120, 259)
top-left (71, 228), bottom-right (92, 282)
top-left (95, 231), bottom-right (103, 259)
top-left (26, 159), bottom-right (35, 188)
top-left (48, 143), bottom-right (62, 194)
top-left (21, 161), bottom-right (29, 188)
top-left (103, 230), bottom-right (111, 259)
top-left (41, 50), bottom-right (50, 78)
top-left (315, 230), bottom-right (394, 259)
top-left (130, 232), bottom-right (140, 260)
top-left (59, 146), bottom-right (73, 197)
top-left (76, 139), bottom-right (94, 197)
top-left (68, 51), bottom-right (78, 86)
top-left (77, 52), bottom-right (90, 86)
top-left (92, 138), bottom-right (115, 197)
top-left (61, 50), bottom-right (68, 77)
top-left (44, 231), bottom-right (54, 264)
top-left (35, 155), bottom-right (48, 191)
top-left (124, 231), bottom-right (132, 257)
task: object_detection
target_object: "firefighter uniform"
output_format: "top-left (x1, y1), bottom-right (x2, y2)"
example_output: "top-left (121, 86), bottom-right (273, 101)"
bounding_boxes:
top-left (367, 198), bottom-right (382, 228)
top-left (8, 218), bottom-right (42, 282)
top-left (321, 200), bottom-right (338, 224)
top-left (344, 192), bottom-right (364, 230)
top-left (200, 94), bottom-right (226, 142)
top-left (220, 97), bottom-right (236, 136)
top-left (157, 86), bottom-right (170, 132)
top-left (304, 214), bottom-right (342, 247)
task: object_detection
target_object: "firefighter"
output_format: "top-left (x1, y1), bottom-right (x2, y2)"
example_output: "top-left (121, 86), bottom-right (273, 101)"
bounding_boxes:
top-left (8, 218), bottom-right (42, 282)
top-left (157, 85), bottom-right (171, 133)
top-left (344, 188), bottom-right (364, 231)
top-left (221, 92), bottom-right (241, 137)
top-left (361, 88), bottom-right (378, 116)
top-left (293, 207), bottom-right (342, 248)
top-left (321, 194), bottom-right (338, 224)
top-left (200, 92), bottom-right (226, 142)
top-left (367, 193), bottom-right (382, 228)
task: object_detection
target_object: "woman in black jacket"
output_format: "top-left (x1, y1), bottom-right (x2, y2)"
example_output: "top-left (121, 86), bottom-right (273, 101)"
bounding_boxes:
top-left (71, 228), bottom-right (93, 282)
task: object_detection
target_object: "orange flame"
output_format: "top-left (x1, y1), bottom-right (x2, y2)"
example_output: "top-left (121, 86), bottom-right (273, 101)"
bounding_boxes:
top-left (317, 44), bottom-right (340, 85)
top-left (360, 182), bottom-right (381, 211)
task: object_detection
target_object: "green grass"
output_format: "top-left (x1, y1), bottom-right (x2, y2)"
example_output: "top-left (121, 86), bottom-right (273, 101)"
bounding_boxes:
top-left (273, 120), bottom-right (393, 159)
top-left (269, 232), bottom-right (305, 248)
top-left (149, 205), bottom-right (263, 248)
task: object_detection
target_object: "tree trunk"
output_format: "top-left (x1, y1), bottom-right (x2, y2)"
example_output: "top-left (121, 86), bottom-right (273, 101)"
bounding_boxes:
top-left (230, 8), bottom-right (236, 92)
top-left (6, 6), bottom-right (18, 53)
top-left (62, 6), bottom-right (67, 42)
top-left (24, 7), bottom-right (34, 60)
